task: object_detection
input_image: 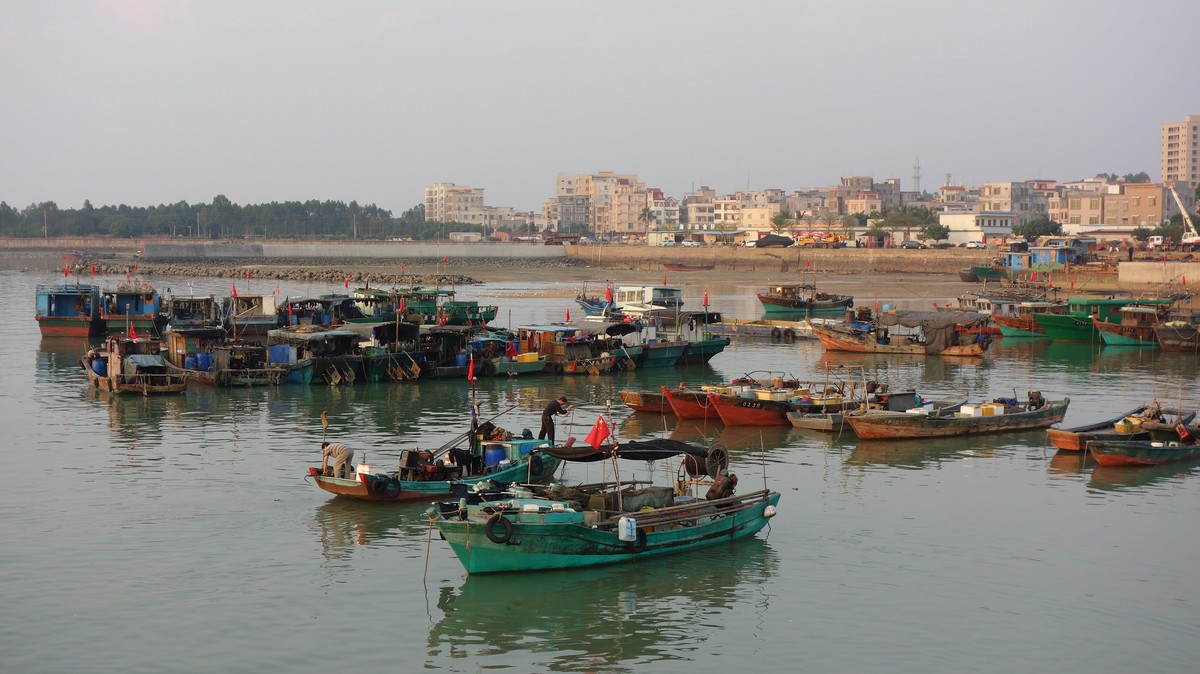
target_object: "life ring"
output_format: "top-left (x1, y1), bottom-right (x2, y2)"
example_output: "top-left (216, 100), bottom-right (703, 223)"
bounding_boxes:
top-left (485, 513), bottom-right (513, 544)
top-left (770, 327), bottom-right (782, 339)
top-left (478, 359), bottom-right (495, 376)
top-left (632, 528), bottom-right (647, 553)
top-left (782, 328), bottom-right (796, 341)
top-left (528, 454), bottom-right (544, 475)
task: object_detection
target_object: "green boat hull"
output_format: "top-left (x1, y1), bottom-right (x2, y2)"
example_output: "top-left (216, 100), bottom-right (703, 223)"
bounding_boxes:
top-left (1033, 313), bottom-right (1099, 342)
top-left (437, 491), bottom-right (781, 574)
top-left (997, 323), bottom-right (1044, 338)
top-left (1096, 330), bottom-right (1157, 347)
top-left (639, 343), bottom-right (688, 367)
top-left (679, 337), bottom-right (731, 364)
top-left (971, 266), bottom-right (1006, 280)
top-left (493, 358), bottom-right (547, 376)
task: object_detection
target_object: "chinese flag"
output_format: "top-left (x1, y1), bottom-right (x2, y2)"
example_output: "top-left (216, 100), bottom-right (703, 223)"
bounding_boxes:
top-left (129, 325), bottom-right (138, 340)
top-left (806, 259), bottom-right (812, 269)
top-left (585, 416), bottom-right (611, 450)
top-left (247, 270), bottom-right (252, 280)
top-left (399, 297), bottom-right (406, 314)
top-left (703, 290), bottom-right (709, 307)
top-left (467, 353), bottom-right (475, 381)
top-left (63, 264), bottom-right (69, 277)
top-left (344, 278), bottom-right (349, 289)
top-left (90, 264), bottom-right (96, 275)
top-left (566, 308), bottom-right (571, 322)
top-left (232, 282), bottom-right (238, 298)
top-left (605, 282), bottom-right (613, 303)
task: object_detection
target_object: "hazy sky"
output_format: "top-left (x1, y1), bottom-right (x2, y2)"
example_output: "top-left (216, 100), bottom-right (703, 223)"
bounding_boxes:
top-left (4, 0), bottom-right (1200, 215)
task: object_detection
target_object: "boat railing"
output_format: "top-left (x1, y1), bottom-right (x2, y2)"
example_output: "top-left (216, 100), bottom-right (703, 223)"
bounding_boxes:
top-left (595, 488), bottom-right (774, 529)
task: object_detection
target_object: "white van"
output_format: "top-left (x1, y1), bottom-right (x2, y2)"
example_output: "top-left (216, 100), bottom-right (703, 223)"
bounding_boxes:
top-left (1147, 236), bottom-right (1165, 250)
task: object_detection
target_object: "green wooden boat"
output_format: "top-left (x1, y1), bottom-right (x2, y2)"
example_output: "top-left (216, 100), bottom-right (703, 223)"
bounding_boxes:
top-left (1033, 297), bottom-right (1177, 342)
top-left (679, 336), bottom-right (731, 364)
top-left (971, 265), bottom-right (1007, 280)
top-left (491, 355), bottom-right (547, 376)
top-left (638, 340), bottom-right (688, 367)
top-left (1088, 439), bottom-right (1200, 467)
top-left (432, 439), bottom-right (780, 574)
top-left (1093, 305), bottom-right (1170, 347)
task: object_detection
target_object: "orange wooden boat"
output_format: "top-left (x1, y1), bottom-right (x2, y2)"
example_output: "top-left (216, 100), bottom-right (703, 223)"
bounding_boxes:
top-left (663, 387), bottom-right (722, 421)
top-left (619, 390), bottom-right (671, 414)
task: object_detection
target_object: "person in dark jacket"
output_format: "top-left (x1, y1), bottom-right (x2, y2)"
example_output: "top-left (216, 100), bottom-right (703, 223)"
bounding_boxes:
top-left (538, 396), bottom-right (574, 445)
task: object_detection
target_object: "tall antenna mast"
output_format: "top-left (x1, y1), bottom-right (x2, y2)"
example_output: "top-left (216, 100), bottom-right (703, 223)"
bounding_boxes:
top-left (912, 157), bottom-right (922, 195)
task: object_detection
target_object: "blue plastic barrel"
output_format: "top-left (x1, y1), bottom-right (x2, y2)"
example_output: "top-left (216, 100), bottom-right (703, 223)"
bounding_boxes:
top-left (91, 359), bottom-right (107, 376)
top-left (184, 356), bottom-right (198, 370)
top-left (196, 352), bottom-right (213, 371)
top-left (455, 353), bottom-right (468, 367)
top-left (268, 344), bottom-right (291, 364)
top-left (483, 445), bottom-right (505, 467)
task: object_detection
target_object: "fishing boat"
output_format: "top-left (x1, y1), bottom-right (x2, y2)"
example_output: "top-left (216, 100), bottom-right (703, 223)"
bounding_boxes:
top-left (164, 330), bottom-right (288, 387)
top-left (846, 393), bottom-right (1069, 440)
top-left (307, 416), bottom-right (560, 503)
top-left (808, 309), bottom-right (993, 356)
top-left (706, 388), bottom-right (857, 426)
top-left (756, 283), bottom-right (852, 315)
top-left (225, 293), bottom-right (281, 341)
top-left (1032, 296), bottom-right (1180, 342)
top-left (515, 325), bottom-right (620, 375)
top-left (266, 325), bottom-right (364, 385)
top-left (370, 286), bottom-right (498, 326)
top-left (160, 294), bottom-right (223, 333)
top-left (81, 334), bottom-right (189, 395)
top-left (101, 282), bottom-right (164, 338)
top-left (663, 387), bottom-right (722, 421)
top-left (431, 439), bottom-right (780, 574)
top-left (35, 283), bottom-right (102, 337)
top-left (1087, 439), bottom-right (1200, 467)
top-left (662, 263), bottom-right (714, 272)
top-left (958, 268), bottom-right (980, 283)
top-left (1093, 305), bottom-right (1172, 347)
top-left (618, 390), bottom-right (671, 414)
top-left (1154, 320), bottom-right (1200, 351)
top-left (788, 384), bottom-right (921, 432)
top-left (992, 301), bottom-right (1067, 337)
top-left (1046, 403), bottom-right (1185, 451)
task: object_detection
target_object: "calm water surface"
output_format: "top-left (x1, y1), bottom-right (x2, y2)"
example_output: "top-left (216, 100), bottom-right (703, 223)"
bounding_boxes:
top-left (3, 271), bottom-right (1200, 673)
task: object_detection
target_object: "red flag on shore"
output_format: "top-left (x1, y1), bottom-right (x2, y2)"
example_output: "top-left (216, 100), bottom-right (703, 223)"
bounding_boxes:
top-left (605, 282), bottom-right (613, 303)
top-left (566, 308), bottom-right (571, 322)
top-left (232, 282), bottom-right (238, 298)
top-left (585, 416), bottom-right (611, 450)
top-left (1184, 275), bottom-right (1188, 287)
top-left (344, 278), bottom-right (349, 289)
top-left (90, 264), bottom-right (96, 275)
top-left (247, 270), bottom-right (252, 280)
top-left (443, 255), bottom-right (448, 264)
top-left (401, 262), bottom-right (405, 274)
top-left (399, 297), bottom-right (406, 314)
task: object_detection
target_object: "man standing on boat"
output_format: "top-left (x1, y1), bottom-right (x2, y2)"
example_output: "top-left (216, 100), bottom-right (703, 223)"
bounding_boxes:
top-left (539, 396), bottom-right (574, 446)
top-left (321, 441), bottom-right (354, 478)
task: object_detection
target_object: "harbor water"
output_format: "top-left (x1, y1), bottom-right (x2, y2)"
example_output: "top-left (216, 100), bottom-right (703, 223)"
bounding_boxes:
top-left (4, 271), bottom-right (1200, 673)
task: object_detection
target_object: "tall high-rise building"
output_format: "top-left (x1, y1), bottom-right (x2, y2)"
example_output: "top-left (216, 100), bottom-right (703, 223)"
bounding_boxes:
top-left (1161, 115), bottom-right (1200, 189)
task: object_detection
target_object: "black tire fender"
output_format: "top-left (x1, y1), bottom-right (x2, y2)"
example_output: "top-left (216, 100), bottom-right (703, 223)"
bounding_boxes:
top-left (783, 328), bottom-right (796, 341)
top-left (632, 528), bottom-right (647, 553)
top-left (478, 359), bottom-right (495, 376)
top-left (485, 513), bottom-right (514, 544)
top-left (770, 327), bottom-right (782, 339)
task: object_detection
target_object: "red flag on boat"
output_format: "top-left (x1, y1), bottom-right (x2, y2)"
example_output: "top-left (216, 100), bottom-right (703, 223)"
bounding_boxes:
top-left (287, 302), bottom-right (293, 319)
top-left (399, 297), bottom-right (406, 314)
top-left (90, 264), bottom-right (96, 275)
top-left (1048, 276), bottom-right (1054, 288)
top-left (63, 264), bottom-right (69, 277)
top-left (467, 353), bottom-right (475, 381)
top-left (1031, 271), bottom-right (1038, 282)
top-left (129, 325), bottom-right (138, 340)
top-left (566, 308), bottom-right (571, 322)
top-left (703, 290), bottom-right (709, 307)
top-left (1070, 279), bottom-right (1075, 290)
top-left (663, 273), bottom-right (667, 285)
top-left (605, 282), bottom-right (613, 303)
top-left (275, 282), bottom-right (280, 296)
top-left (232, 282), bottom-right (238, 298)
top-left (585, 416), bottom-right (611, 450)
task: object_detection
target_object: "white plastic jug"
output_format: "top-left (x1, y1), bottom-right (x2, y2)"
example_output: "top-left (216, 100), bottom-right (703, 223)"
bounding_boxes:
top-left (617, 516), bottom-right (637, 542)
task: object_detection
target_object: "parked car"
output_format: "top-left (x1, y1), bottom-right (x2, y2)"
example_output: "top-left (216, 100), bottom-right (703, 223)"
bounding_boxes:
top-left (658, 239), bottom-right (677, 247)
top-left (899, 240), bottom-right (928, 249)
top-left (680, 239), bottom-right (702, 247)
top-left (965, 241), bottom-right (986, 249)
top-left (741, 240), bottom-right (757, 247)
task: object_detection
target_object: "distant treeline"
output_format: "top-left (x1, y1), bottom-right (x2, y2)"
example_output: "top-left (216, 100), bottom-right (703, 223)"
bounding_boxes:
top-left (0, 196), bottom-right (488, 240)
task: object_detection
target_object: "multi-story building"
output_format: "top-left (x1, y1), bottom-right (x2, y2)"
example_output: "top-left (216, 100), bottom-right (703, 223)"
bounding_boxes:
top-left (844, 191), bottom-right (882, 216)
top-left (979, 181), bottom-right (1048, 227)
top-left (1161, 114), bottom-right (1200, 190)
top-left (556, 171), bottom-right (643, 237)
top-left (680, 186), bottom-right (716, 227)
top-left (1049, 190), bottom-right (1103, 227)
top-left (611, 178), bottom-right (648, 236)
top-left (424, 183), bottom-right (487, 224)
top-left (713, 197), bottom-right (741, 229)
top-left (1102, 182), bottom-right (1189, 228)
top-left (647, 190), bottom-right (680, 228)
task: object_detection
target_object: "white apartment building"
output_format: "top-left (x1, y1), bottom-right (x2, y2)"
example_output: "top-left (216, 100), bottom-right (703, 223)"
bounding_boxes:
top-left (938, 211), bottom-right (1015, 245)
top-left (424, 183), bottom-right (487, 224)
top-left (1162, 114), bottom-right (1200, 189)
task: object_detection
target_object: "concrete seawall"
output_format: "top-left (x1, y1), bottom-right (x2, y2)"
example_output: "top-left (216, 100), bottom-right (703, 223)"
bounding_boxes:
top-left (565, 245), bottom-right (990, 275)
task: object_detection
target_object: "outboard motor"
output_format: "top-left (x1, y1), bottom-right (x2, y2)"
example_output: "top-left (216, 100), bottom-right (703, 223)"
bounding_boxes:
top-left (705, 471), bottom-right (738, 500)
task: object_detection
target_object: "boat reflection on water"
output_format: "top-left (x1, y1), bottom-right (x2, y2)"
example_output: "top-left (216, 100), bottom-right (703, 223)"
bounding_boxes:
top-left (713, 424), bottom-right (794, 452)
top-left (1047, 448), bottom-right (1094, 478)
top-left (427, 539), bottom-right (779, 668)
top-left (845, 433), bottom-right (1036, 469)
top-left (1088, 461), bottom-right (1200, 493)
top-left (310, 499), bottom-right (431, 562)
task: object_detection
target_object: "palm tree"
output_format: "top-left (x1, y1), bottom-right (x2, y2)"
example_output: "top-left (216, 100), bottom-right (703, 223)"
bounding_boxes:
top-left (639, 206), bottom-right (654, 233)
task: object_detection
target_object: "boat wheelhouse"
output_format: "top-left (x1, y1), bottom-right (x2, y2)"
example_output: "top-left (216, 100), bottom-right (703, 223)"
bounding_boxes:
top-left (101, 282), bottom-right (164, 337)
top-left (35, 283), bottom-right (102, 337)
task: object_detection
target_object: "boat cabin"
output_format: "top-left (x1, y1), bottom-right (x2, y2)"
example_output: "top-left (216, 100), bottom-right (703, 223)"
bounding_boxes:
top-left (1029, 236), bottom-right (1093, 269)
top-left (614, 286), bottom-right (683, 310)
